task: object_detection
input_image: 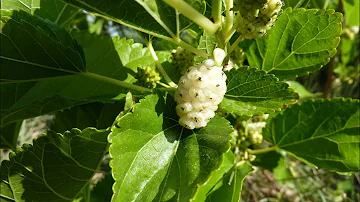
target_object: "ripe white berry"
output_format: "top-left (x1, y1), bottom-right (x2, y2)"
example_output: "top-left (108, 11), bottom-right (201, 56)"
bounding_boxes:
top-left (175, 59), bottom-right (227, 129)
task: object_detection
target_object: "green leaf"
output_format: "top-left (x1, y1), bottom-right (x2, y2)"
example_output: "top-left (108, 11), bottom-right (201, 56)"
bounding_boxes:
top-left (1, 24), bottom-right (170, 125)
top-left (2, 0), bottom-right (80, 27)
top-left (287, 81), bottom-right (320, 99)
top-left (0, 121), bottom-right (22, 149)
top-left (343, 0), bottom-right (359, 26)
top-left (205, 162), bottom-right (254, 202)
top-left (61, 0), bottom-right (205, 39)
top-left (195, 31), bottom-right (216, 63)
top-left (273, 157), bottom-right (292, 185)
top-left (51, 101), bottom-right (125, 133)
top-left (192, 150), bottom-right (235, 202)
top-left (251, 150), bottom-right (282, 171)
top-left (0, 128), bottom-right (109, 201)
top-left (242, 8), bottom-right (342, 80)
top-left (155, 117), bottom-right (232, 202)
top-left (218, 67), bottom-right (299, 116)
top-left (263, 99), bottom-right (360, 173)
top-left (109, 93), bottom-right (232, 202)
top-left (1, 10), bottom-right (86, 80)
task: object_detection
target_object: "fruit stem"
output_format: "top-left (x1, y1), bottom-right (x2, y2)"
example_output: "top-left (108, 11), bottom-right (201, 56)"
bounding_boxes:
top-left (225, 26), bottom-right (237, 43)
top-left (178, 40), bottom-right (209, 58)
top-left (146, 39), bottom-right (178, 88)
top-left (157, 81), bottom-right (171, 88)
top-left (162, 0), bottom-right (220, 34)
top-left (176, 10), bottom-right (180, 39)
top-left (212, 0), bottom-right (222, 27)
top-left (82, 72), bottom-right (152, 93)
top-left (228, 35), bottom-right (244, 55)
top-left (247, 146), bottom-right (277, 155)
top-left (224, 0), bottom-right (234, 34)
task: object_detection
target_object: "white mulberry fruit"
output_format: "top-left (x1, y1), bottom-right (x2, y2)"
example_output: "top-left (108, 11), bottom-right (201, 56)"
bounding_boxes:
top-left (175, 59), bottom-right (227, 129)
top-left (233, 0), bottom-right (284, 39)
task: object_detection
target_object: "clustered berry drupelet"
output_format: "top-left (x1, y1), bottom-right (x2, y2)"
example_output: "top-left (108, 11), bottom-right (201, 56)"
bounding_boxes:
top-left (171, 47), bottom-right (195, 75)
top-left (174, 49), bottom-right (227, 129)
top-left (136, 66), bottom-right (161, 89)
top-left (233, 0), bottom-right (284, 39)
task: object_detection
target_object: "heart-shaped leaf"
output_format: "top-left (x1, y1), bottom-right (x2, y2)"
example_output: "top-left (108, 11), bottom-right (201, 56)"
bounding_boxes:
top-left (0, 128), bottom-right (109, 201)
top-left (242, 8), bottom-right (342, 80)
top-left (109, 93), bottom-right (233, 202)
top-left (219, 67), bottom-right (299, 116)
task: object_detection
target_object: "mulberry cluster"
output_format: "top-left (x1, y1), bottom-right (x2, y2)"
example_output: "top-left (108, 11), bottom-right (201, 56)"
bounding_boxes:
top-left (172, 47), bottom-right (195, 75)
top-left (233, 0), bottom-right (284, 39)
top-left (136, 66), bottom-right (161, 89)
top-left (175, 59), bottom-right (227, 129)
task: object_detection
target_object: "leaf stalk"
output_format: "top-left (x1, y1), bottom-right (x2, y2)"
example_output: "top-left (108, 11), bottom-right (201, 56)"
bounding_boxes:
top-left (224, 0), bottom-right (234, 34)
top-left (247, 146), bottom-right (277, 155)
top-left (82, 72), bottom-right (152, 93)
top-left (162, 0), bottom-right (219, 34)
top-left (146, 39), bottom-right (177, 88)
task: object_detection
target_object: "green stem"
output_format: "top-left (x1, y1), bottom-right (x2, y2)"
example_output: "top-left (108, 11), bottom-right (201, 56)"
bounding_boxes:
top-left (157, 81), bottom-right (171, 88)
top-left (178, 40), bottom-right (209, 58)
top-left (176, 10), bottom-right (180, 39)
top-left (82, 72), bottom-right (152, 93)
top-left (225, 26), bottom-right (237, 43)
top-left (228, 35), bottom-right (244, 55)
top-left (225, 0), bottom-right (234, 34)
top-left (157, 87), bottom-right (177, 92)
top-left (247, 146), bottom-right (277, 155)
top-left (162, 0), bottom-right (219, 34)
top-left (212, 0), bottom-right (222, 27)
top-left (136, 0), bottom-right (177, 38)
top-left (146, 40), bottom-right (177, 88)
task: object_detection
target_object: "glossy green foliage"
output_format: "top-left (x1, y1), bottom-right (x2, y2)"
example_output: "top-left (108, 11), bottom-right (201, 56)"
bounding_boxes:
top-left (109, 93), bottom-right (233, 202)
top-left (205, 162), bottom-right (253, 202)
top-left (0, 121), bottom-right (22, 149)
top-left (1, 0), bottom-right (80, 27)
top-left (0, 12), bottom-right (169, 125)
top-left (243, 8), bottom-right (342, 80)
top-left (192, 151), bottom-right (235, 202)
top-left (219, 67), bottom-right (299, 116)
top-left (263, 99), bottom-right (360, 172)
top-left (61, 0), bottom-right (205, 39)
top-left (50, 101), bottom-right (125, 133)
top-left (0, 128), bottom-right (109, 201)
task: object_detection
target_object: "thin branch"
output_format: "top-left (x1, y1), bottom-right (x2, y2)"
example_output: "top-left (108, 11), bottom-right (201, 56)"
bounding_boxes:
top-left (228, 35), bottom-right (244, 55)
top-left (212, 0), bottom-right (222, 27)
top-left (225, 26), bottom-right (237, 43)
top-left (82, 72), bottom-right (152, 92)
top-left (145, 39), bottom-right (177, 88)
top-left (176, 10), bottom-right (180, 39)
top-left (224, 0), bottom-right (234, 34)
top-left (162, 0), bottom-right (219, 34)
top-left (136, 0), bottom-right (177, 39)
top-left (247, 146), bottom-right (277, 155)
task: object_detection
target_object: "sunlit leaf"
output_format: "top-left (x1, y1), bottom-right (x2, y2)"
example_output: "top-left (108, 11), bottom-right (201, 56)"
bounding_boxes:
top-left (242, 8), bottom-right (342, 80)
top-left (109, 93), bottom-right (232, 202)
top-left (219, 67), bottom-right (299, 116)
top-left (0, 128), bottom-right (109, 201)
top-left (263, 99), bottom-right (360, 173)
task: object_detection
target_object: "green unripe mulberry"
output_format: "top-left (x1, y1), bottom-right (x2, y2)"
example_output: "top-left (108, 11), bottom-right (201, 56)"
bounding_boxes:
top-left (233, 0), bottom-right (284, 39)
top-left (172, 47), bottom-right (195, 75)
top-left (136, 66), bottom-right (161, 89)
